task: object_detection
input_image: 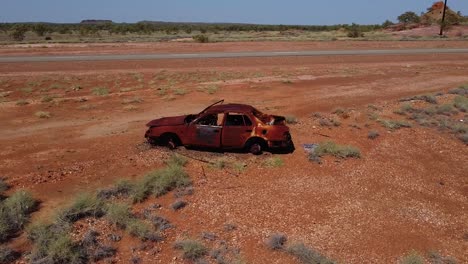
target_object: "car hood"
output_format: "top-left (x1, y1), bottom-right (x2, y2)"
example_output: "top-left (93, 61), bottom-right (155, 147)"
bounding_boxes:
top-left (146, 115), bottom-right (188, 127)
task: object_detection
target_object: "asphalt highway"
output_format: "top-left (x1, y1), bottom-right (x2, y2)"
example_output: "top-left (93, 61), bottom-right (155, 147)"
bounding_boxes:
top-left (1, 48), bottom-right (468, 62)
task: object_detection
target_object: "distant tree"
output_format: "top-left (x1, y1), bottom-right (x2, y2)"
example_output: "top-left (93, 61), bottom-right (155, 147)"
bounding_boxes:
top-left (347, 23), bottom-right (364, 38)
top-left (382, 20), bottom-right (394, 28)
top-left (398, 11), bottom-right (420, 24)
top-left (192, 34), bottom-right (209, 43)
top-left (10, 24), bottom-right (28, 41)
top-left (33, 23), bottom-right (49, 36)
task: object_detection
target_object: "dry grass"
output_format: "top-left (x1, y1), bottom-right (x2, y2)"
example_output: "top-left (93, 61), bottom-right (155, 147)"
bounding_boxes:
top-left (34, 111), bottom-right (51, 119)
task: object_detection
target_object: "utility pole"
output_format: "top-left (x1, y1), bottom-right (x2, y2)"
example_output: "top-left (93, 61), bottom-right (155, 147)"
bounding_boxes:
top-left (439, 0), bottom-right (448, 36)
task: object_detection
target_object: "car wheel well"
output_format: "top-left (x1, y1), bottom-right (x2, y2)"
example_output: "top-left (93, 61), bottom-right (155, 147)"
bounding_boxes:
top-left (160, 133), bottom-right (182, 148)
top-left (244, 137), bottom-right (267, 155)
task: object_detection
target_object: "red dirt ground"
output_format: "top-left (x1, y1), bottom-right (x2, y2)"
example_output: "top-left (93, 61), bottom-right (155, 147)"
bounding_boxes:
top-left (0, 42), bottom-right (467, 263)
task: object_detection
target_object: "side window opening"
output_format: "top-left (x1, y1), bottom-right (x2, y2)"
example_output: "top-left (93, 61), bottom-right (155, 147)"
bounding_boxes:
top-left (226, 114), bottom-right (245, 126)
top-left (197, 113), bottom-right (223, 126)
top-left (243, 115), bottom-right (252, 126)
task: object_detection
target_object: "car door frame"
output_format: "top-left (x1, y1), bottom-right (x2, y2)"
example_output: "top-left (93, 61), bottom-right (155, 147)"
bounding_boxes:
top-left (186, 112), bottom-right (224, 148)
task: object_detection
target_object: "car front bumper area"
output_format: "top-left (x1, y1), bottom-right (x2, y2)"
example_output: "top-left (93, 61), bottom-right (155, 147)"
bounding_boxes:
top-left (267, 132), bottom-right (295, 152)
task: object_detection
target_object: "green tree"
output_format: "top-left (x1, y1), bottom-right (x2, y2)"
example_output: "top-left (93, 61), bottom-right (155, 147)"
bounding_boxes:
top-left (398, 11), bottom-right (420, 24)
top-left (10, 24), bottom-right (28, 41)
top-left (382, 20), bottom-right (394, 28)
top-left (33, 23), bottom-right (49, 36)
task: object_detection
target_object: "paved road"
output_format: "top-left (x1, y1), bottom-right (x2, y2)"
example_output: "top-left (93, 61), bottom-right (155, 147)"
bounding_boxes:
top-left (1, 48), bottom-right (468, 62)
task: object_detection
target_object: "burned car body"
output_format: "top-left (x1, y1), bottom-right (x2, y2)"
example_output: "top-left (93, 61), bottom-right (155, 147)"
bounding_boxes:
top-left (145, 100), bottom-right (294, 154)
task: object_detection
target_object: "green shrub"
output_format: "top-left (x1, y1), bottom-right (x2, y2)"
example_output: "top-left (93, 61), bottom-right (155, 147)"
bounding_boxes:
top-left (193, 34), bottom-right (209, 43)
top-left (312, 141), bottom-right (361, 159)
top-left (41, 95), bottom-right (55, 103)
top-left (105, 203), bottom-right (132, 228)
top-left (131, 165), bottom-right (191, 203)
top-left (0, 179), bottom-right (8, 194)
top-left (35, 111), bottom-right (51, 119)
top-left (448, 85), bottom-right (468, 96)
top-left (265, 233), bottom-right (287, 250)
top-left (92, 87), bottom-right (109, 96)
top-left (174, 239), bottom-right (207, 260)
top-left (436, 104), bottom-right (456, 115)
top-left (97, 179), bottom-right (134, 199)
top-left (28, 222), bottom-right (86, 264)
top-left (263, 156), bottom-right (284, 168)
top-left (0, 190), bottom-right (38, 242)
top-left (16, 99), bottom-right (29, 106)
top-left (166, 154), bottom-right (188, 167)
top-left (173, 88), bottom-right (188, 95)
top-left (378, 119), bottom-right (412, 130)
top-left (56, 193), bottom-right (105, 223)
top-left (126, 219), bottom-right (151, 239)
top-left (211, 158), bottom-right (228, 169)
top-left (347, 23), bottom-right (364, 38)
top-left (400, 251), bottom-right (424, 264)
top-left (457, 133), bottom-right (468, 144)
top-left (286, 243), bottom-right (335, 264)
top-left (453, 96), bottom-right (468, 112)
top-left (0, 246), bottom-right (19, 263)
top-left (368, 130), bottom-right (380, 139)
top-left (204, 85), bottom-right (219, 94)
top-left (122, 97), bottom-right (143, 104)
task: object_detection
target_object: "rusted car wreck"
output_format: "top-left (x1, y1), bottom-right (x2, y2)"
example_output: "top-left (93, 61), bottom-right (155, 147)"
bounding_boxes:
top-left (145, 100), bottom-right (294, 154)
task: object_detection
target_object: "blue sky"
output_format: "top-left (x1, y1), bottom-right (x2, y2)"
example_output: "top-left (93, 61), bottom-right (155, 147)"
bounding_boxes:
top-left (1, 0), bottom-right (467, 25)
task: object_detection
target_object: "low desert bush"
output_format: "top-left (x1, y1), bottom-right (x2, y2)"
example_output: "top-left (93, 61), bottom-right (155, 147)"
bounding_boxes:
top-left (265, 233), bottom-right (287, 250)
top-left (311, 141), bottom-right (361, 160)
top-left (448, 85), bottom-right (468, 96)
top-left (122, 97), bottom-right (143, 104)
top-left (427, 251), bottom-right (458, 264)
top-left (105, 202), bottom-right (151, 239)
top-left (368, 130), bottom-right (380, 139)
top-left (174, 239), bottom-right (207, 260)
top-left (173, 88), bottom-right (188, 95)
top-left (166, 154), bottom-right (188, 167)
top-left (400, 251), bottom-right (424, 264)
top-left (41, 95), bottom-right (57, 103)
top-left (263, 156), bottom-right (284, 168)
top-left (28, 222), bottom-right (86, 264)
top-left (92, 87), bottom-right (109, 96)
top-left (205, 85), bottom-right (219, 94)
top-left (457, 133), bottom-right (468, 144)
top-left (211, 158), bottom-right (228, 169)
top-left (193, 34), bottom-right (210, 43)
top-left (453, 96), bottom-right (468, 112)
top-left (286, 243), bottom-right (335, 264)
top-left (16, 99), bottom-right (29, 106)
top-left (35, 111), bottom-right (51, 118)
top-left (131, 165), bottom-right (191, 203)
top-left (126, 219), bottom-right (151, 239)
top-left (97, 179), bottom-right (134, 199)
top-left (56, 193), bottom-right (105, 223)
top-left (171, 200), bottom-right (187, 211)
top-left (105, 203), bottom-right (133, 228)
top-left (0, 190), bottom-right (38, 242)
top-left (402, 94), bottom-right (438, 104)
top-left (0, 179), bottom-right (8, 194)
top-left (0, 246), bottom-right (20, 263)
top-left (378, 119), bottom-right (412, 130)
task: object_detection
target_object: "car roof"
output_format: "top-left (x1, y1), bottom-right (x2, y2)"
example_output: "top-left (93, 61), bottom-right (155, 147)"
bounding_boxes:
top-left (205, 103), bottom-right (255, 113)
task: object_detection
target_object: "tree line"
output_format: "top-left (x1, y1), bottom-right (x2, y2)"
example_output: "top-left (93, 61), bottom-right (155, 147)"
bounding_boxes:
top-left (0, 22), bottom-right (384, 41)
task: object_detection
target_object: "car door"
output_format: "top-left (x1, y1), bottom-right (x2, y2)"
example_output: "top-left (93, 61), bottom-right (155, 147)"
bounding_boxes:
top-left (221, 113), bottom-right (254, 148)
top-left (187, 113), bottom-right (223, 148)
